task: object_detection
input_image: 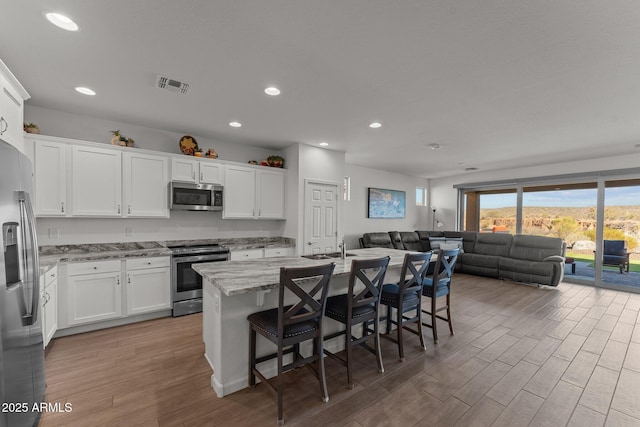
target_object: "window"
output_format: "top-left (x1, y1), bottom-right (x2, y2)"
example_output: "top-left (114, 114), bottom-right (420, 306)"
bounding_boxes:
top-left (416, 187), bottom-right (427, 206)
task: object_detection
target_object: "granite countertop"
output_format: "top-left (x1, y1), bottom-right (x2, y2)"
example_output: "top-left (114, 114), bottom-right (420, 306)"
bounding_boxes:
top-left (38, 237), bottom-right (295, 265)
top-left (193, 247), bottom-right (414, 297)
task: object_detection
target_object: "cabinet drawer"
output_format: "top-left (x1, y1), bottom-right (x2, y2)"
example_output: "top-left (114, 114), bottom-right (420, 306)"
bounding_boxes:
top-left (44, 265), bottom-right (58, 286)
top-left (230, 249), bottom-right (263, 261)
top-left (67, 260), bottom-right (121, 276)
top-left (126, 256), bottom-right (170, 270)
top-left (264, 247), bottom-right (294, 258)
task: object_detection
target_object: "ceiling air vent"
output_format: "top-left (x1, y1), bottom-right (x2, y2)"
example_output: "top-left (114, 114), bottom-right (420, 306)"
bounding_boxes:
top-left (156, 75), bottom-right (190, 95)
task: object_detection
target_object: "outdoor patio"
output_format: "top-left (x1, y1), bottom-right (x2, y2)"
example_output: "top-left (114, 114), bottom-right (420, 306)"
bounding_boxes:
top-left (564, 260), bottom-right (640, 290)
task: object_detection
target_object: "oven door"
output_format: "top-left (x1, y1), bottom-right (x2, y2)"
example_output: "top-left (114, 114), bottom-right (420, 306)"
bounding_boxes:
top-left (171, 253), bottom-right (226, 302)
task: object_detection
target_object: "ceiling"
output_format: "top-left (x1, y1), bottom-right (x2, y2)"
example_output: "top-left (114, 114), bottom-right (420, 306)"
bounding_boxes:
top-left (2, 1), bottom-right (640, 179)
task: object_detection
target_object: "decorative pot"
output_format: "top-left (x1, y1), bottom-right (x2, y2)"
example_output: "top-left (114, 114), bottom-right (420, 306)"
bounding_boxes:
top-left (25, 126), bottom-right (40, 134)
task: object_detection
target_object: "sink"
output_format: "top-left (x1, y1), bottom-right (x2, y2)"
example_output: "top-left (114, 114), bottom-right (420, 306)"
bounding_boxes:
top-left (301, 252), bottom-right (356, 260)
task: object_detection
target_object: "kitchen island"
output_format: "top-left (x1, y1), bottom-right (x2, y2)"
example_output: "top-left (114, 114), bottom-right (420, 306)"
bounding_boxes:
top-left (193, 247), bottom-right (413, 397)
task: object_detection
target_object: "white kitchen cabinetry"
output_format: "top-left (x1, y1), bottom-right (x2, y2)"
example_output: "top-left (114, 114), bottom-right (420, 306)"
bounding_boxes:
top-left (223, 165), bottom-right (285, 219)
top-left (0, 60), bottom-right (29, 150)
top-left (40, 266), bottom-right (58, 348)
top-left (123, 152), bottom-right (169, 217)
top-left (66, 260), bottom-right (122, 326)
top-left (171, 157), bottom-right (224, 185)
top-left (34, 140), bottom-right (67, 216)
top-left (71, 146), bottom-right (122, 217)
top-left (231, 247), bottom-right (294, 260)
top-left (125, 257), bottom-right (170, 315)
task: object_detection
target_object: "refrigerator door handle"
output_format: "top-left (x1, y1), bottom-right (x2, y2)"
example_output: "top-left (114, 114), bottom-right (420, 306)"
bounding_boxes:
top-left (17, 190), bottom-right (40, 326)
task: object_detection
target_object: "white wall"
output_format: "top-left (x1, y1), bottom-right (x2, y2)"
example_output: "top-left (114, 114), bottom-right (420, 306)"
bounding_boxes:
top-left (343, 164), bottom-right (429, 249)
top-left (25, 105), bottom-right (278, 164)
top-left (429, 152), bottom-right (640, 230)
top-left (36, 211), bottom-right (285, 246)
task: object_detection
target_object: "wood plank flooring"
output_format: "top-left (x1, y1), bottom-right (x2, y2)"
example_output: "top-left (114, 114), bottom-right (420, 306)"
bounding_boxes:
top-left (39, 274), bottom-right (640, 426)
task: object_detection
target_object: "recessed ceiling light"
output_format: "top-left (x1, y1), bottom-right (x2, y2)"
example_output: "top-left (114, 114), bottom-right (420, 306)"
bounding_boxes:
top-left (464, 167), bottom-right (478, 171)
top-left (264, 87), bottom-right (280, 96)
top-left (75, 87), bottom-right (95, 96)
top-left (635, 143), bottom-right (640, 148)
top-left (45, 12), bottom-right (79, 31)
top-left (428, 143), bottom-right (440, 150)
top-left (229, 121), bottom-right (242, 128)
top-left (319, 142), bottom-right (329, 147)
top-left (369, 122), bottom-right (382, 128)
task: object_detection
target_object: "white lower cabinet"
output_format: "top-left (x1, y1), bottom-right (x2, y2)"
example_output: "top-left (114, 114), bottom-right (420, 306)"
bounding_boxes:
top-left (66, 260), bottom-right (122, 326)
top-left (59, 257), bottom-right (171, 331)
top-left (40, 266), bottom-right (58, 348)
top-left (231, 247), bottom-right (294, 260)
top-left (125, 257), bottom-right (170, 315)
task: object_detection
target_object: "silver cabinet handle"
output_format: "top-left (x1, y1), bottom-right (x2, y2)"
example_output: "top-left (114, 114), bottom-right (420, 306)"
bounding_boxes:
top-left (192, 171), bottom-right (196, 180)
top-left (127, 274), bottom-right (131, 284)
top-left (0, 117), bottom-right (7, 135)
top-left (61, 202), bottom-right (65, 213)
top-left (258, 209), bottom-right (261, 216)
top-left (200, 172), bottom-right (203, 181)
top-left (128, 205), bottom-right (131, 214)
top-left (116, 276), bottom-right (120, 285)
top-left (117, 204), bottom-right (121, 214)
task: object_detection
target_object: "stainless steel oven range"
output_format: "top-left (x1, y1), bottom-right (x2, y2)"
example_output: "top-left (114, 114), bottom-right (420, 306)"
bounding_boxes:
top-left (170, 243), bottom-right (230, 317)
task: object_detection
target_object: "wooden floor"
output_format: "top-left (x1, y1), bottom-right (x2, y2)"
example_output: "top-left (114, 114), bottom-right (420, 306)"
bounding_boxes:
top-left (40, 274), bottom-right (640, 427)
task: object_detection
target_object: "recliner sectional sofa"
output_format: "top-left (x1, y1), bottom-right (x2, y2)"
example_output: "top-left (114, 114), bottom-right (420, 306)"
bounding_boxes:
top-left (361, 230), bottom-right (565, 287)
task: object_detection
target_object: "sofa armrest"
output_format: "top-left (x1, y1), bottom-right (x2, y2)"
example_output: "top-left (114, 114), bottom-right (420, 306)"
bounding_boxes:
top-left (543, 255), bottom-right (565, 263)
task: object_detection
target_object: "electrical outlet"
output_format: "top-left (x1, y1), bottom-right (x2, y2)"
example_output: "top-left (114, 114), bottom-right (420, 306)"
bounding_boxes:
top-left (125, 227), bottom-right (133, 237)
top-left (48, 228), bottom-right (59, 239)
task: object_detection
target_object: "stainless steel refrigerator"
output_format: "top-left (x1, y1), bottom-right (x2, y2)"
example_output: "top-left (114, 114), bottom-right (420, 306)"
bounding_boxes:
top-left (0, 140), bottom-right (45, 427)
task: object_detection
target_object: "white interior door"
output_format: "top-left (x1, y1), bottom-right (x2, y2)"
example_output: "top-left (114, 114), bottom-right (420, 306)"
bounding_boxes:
top-left (303, 181), bottom-right (338, 254)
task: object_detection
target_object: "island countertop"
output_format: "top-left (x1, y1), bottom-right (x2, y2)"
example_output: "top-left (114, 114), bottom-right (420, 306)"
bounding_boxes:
top-left (193, 247), bottom-right (415, 296)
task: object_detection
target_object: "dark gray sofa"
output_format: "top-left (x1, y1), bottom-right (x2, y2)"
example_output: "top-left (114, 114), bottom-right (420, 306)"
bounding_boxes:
top-left (361, 230), bottom-right (565, 287)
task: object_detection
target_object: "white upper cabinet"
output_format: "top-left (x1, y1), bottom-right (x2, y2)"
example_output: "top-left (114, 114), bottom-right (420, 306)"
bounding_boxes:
top-left (71, 145), bottom-right (122, 217)
top-left (257, 169), bottom-right (286, 219)
top-left (223, 165), bottom-right (285, 219)
top-left (34, 140), bottom-right (68, 216)
top-left (0, 60), bottom-right (29, 151)
top-left (171, 157), bottom-right (224, 185)
top-left (123, 152), bottom-right (169, 217)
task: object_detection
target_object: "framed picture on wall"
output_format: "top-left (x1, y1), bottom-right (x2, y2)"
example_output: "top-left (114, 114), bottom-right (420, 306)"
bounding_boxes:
top-left (367, 188), bottom-right (406, 219)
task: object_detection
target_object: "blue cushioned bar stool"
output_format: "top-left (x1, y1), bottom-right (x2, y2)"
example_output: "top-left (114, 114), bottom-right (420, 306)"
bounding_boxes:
top-left (380, 252), bottom-right (432, 361)
top-left (247, 262), bottom-right (336, 426)
top-left (323, 256), bottom-right (390, 389)
top-left (422, 248), bottom-right (460, 343)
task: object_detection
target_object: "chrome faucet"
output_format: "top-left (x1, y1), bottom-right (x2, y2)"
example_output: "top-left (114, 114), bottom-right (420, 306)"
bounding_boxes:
top-left (339, 239), bottom-right (346, 259)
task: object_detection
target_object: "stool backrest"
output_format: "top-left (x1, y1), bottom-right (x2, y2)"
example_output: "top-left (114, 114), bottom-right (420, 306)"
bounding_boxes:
top-left (399, 252), bottom-right (432, 294)
top-left (431, 248), bottom-right (460, 288)
top-left (348, 256), bottom-right (391, 311)
top-left (279, 263), bottom-right (336, 332)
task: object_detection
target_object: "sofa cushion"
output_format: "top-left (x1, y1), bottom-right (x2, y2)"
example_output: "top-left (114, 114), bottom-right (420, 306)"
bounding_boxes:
top-left (362, 232), bottom-right (394, 249)
top-left (457, 253), bottom-right (500, 278)
top-left (473, 233), bottom-right (512, 257)
top-left (399, 232), bottom-right (425, 251)
top-left (388, 231), bottom-right (404, 249)
top-left (508, 234), bottom-right (563, 262)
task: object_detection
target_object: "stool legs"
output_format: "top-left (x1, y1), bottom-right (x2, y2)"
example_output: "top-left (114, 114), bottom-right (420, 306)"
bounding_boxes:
top-left (249, 328), bottom-right (256, 387)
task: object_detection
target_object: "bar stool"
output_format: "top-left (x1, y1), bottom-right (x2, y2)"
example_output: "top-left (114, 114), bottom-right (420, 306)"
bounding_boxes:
top-left (323, 256), bottom-right (390, 389)
top-left (422, 248), bottom-right (460, 343)
top-left (247, 262), bottom-right (336, 426)
top-left (380, 252), bottom-right (432, 361)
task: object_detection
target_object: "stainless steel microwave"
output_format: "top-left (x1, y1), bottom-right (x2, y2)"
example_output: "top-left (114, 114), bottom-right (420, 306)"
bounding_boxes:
top-left (170, 182), bottom-right (223, 211)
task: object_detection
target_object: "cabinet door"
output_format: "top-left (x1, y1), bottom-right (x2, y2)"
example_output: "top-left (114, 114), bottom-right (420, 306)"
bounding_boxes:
top-left (43, 279), bottom-right (57, 347)
top-left (0, 74), bottom-right (24, 148)
top-left (34, 141), bottom-right (68, 216)
top-left (67, 271), bottom-right (122, 326)
top-left (263, 247), bottom-right (294, 258)
top-left (199, 161), bottom-right (224, 184)
top-left (71, 146), bottom-right (122, 216)
top-left (126, 267), bottom-right (170, 315)
top-left (171, 158), bottom-right (198, 183)
top-left (257, 169), bottom-right (285, 219)
top-left (223, 165), bottom-right (256, 218)
top-left (123, 152), bottom-right (169, 217)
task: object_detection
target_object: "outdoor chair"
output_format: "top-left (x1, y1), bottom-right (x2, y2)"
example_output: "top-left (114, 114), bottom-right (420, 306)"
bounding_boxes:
top-left (602, 240), bottom-right (630, 273)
